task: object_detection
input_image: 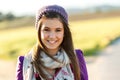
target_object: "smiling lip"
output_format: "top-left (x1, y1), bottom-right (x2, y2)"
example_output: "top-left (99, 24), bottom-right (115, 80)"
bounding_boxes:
top-left (47, 40), bottom-right (57, 44)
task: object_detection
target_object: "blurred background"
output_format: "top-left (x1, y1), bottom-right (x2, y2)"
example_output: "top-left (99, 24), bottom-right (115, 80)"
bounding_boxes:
top-left (0, 0), bottom-right (120, 80)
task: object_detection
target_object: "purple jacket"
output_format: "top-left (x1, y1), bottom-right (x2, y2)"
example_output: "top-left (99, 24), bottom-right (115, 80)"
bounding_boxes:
top-left (16, 49), bottom-right (88, 80)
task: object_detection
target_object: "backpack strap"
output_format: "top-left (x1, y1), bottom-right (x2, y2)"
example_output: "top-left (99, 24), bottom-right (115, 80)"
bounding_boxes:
top-left (16, 56), bottom-right (24, 80)
top-left (75, 49), bottom-right (88, 80)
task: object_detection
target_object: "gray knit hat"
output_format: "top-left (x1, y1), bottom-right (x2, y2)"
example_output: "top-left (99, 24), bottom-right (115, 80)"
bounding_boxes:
top-left (35, 5), bottom-right (68, 29)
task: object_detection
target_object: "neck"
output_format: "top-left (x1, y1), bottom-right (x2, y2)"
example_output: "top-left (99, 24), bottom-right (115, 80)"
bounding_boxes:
top-left (47, 48), bottom-right (59, 56)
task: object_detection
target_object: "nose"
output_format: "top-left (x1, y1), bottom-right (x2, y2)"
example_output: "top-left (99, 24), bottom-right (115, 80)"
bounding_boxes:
top-left (49, 32), bottom-right (56, 39)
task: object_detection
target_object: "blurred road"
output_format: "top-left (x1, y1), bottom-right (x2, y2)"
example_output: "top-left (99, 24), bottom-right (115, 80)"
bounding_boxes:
top-left (0, 60), bottom-right (16, 80)
top-left (86, 38), bottom-right (120, 80)
top-left (0, 38), bottom-right (120, 80)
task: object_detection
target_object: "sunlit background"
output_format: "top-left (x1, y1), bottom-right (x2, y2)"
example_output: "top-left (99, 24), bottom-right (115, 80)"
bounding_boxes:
top-left (0, 0), bottom-right (120, 15)
top-left (0, 0), bottom-right (120, 80)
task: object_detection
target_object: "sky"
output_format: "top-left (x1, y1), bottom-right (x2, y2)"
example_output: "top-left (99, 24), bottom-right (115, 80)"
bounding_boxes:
top-left (0, 0), bottom-right (120, 16)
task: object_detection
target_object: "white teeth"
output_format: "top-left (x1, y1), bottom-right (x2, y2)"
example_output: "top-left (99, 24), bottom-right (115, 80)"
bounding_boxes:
top-left (48, 41), bottom-right (56, 44)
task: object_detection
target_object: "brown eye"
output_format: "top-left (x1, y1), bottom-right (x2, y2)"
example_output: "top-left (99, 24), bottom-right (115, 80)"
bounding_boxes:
top-left (56, 28), bottom-right (62, 32)
top-left (44, 28), bottom-right (50, 32)
top-left (56, 29), bottom-right (61, 32)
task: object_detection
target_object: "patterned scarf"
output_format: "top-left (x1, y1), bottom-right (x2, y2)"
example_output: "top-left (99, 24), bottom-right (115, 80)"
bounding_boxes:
top-left (23, 49), bottom-right (74, 80)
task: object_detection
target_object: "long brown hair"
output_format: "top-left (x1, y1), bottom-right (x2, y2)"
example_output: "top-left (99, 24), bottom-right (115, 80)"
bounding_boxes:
top-left (32, 11), bottom-right (81, 80)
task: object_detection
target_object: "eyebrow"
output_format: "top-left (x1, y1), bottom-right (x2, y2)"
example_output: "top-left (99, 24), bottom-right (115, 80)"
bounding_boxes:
top-left (44, 26), bottom-right (63, 29)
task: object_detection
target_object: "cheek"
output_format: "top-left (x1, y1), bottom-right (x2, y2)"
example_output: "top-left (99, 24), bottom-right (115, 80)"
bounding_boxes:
top-left (58, 33), bottom-right (64, 39)
top-left (41, 32), bottom-right (47, 40)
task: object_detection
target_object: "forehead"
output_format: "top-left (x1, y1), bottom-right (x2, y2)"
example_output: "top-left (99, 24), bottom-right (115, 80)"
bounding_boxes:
top-left (41, 18), bottom-right (63, 28)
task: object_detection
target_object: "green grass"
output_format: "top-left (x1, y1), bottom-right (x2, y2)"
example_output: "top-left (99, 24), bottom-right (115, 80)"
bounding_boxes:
top-left (0, 27), bottom-right (36, 60)
top-left (70, 16), bottom-right (120, 55)
top-left (0, 16), bottom-right (120, 60)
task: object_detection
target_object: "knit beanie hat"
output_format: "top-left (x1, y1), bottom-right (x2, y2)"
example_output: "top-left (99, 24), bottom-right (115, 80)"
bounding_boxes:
top-left (35, 5), bottom-right (68, 29)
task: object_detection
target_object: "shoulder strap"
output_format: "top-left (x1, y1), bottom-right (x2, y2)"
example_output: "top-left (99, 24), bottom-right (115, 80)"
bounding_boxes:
top-left (16, 56), bottom-right (24, 80)
top-left (75, 49), bottom-right (88, 80)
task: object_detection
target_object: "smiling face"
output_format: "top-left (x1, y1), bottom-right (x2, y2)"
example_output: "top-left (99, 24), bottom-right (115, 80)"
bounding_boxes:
top-left (40, 18), bottom-right (64, 55)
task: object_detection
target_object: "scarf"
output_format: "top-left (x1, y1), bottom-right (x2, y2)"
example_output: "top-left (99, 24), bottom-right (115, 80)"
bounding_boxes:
top-left (23, 49), bottom-right (74, 80)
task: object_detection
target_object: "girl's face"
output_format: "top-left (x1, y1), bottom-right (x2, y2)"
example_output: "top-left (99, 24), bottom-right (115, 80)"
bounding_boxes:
top-left (40, 18), bottom-right (64, 55)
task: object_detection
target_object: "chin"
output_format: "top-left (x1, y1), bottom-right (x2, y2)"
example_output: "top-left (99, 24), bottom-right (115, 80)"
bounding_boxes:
top-left (47, 46), bottom-right (59, 50)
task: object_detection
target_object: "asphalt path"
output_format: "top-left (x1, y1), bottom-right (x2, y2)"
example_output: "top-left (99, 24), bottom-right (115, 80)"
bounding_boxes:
top-left (86, 38), bottom-right (120, 80)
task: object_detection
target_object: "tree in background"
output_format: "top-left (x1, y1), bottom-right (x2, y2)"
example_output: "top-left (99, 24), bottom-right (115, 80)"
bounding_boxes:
top-left (0, 12), bottom-right (15, 21)
top-left (0, 12), bottom-right (4, 22)
top-left (5, 12), bottom-right (15, 20)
